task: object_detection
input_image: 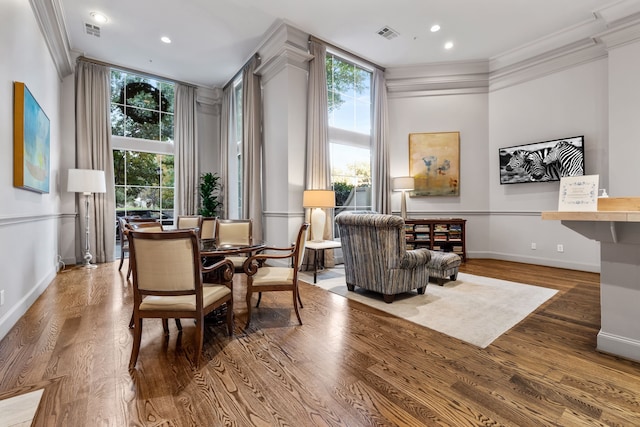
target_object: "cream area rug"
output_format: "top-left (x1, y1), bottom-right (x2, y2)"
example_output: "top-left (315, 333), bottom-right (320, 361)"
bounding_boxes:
top-left (0, 389), bottom-right (43, 427)
top-left (300, 267), bottom-right (557, 348)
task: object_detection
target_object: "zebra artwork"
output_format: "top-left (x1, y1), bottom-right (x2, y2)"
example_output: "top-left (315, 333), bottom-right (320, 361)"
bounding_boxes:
top-left (504, 148), bottom-right (561, 182)
top-left (499, 135), bottom-right (584, 184)
top-left (542, 140), bottom-right (584, 177)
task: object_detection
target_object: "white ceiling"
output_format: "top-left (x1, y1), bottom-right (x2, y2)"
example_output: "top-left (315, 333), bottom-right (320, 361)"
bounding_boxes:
top-left (59, 0), bottom-right (609, 87)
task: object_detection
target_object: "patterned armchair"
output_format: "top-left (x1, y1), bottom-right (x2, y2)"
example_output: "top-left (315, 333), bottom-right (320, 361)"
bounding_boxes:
top-left (335, 213), bottom-right (432, 303)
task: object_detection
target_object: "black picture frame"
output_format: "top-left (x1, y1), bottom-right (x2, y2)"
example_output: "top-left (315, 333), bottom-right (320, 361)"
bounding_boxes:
top-left (499, 135), bottom-right (584, 185)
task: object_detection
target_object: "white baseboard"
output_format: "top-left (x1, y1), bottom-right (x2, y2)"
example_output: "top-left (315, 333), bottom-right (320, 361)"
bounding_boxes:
top-left (597, 331), bottom-right (640, 363)
top-left (468, 251), bottom-right (600, 273)
top-left (0, 270), bottom-right (55, 341)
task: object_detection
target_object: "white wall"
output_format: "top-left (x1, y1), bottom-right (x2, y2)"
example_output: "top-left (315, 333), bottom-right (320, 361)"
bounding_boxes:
top-left (488, 59), bottom-right (608, 271)
top-left (197, 87), bottom-right (222, 179)
top-left (608, 41), bottom-right (640, 196)
top-left (0, 1), bottom-right (65, 340)
top-left (388, 90), bottom-right (491, 259)
top-left (386, 56), bottom-right (607, 272)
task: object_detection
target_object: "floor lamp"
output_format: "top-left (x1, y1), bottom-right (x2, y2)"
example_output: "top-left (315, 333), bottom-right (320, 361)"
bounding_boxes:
top-left (68, 169), bottom-right (106, 269)
top-left (393, 176), bottom-right (415, 219)
top-left (303, 190), bottom-right (336, 242)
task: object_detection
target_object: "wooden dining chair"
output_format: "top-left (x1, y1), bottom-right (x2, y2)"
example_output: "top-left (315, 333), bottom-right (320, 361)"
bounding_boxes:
top-left (126, 221), bottom-right (170, 329)
top-left (215, 219), bottom-right (253, 272)
top-left (126, 221), bottom-right (164, 280)
top-left (129, 221), bottom-right (163, 231)
top-left (127, 229), bottom-right (235, 369)
top-left (243, 222), bottom-right (309, 328)
top-left (117, 217), bottom-right (130, 273)
top-left (200, 217), bottom-right (217, 240)
top-left (176, 215), bottom-right (204, 237)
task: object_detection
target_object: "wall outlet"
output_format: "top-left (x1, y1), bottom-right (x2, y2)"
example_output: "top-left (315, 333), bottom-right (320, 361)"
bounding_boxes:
top-left (531, 242), bottom-right (537, 250)
top-left (0, 290), bottom-right (4, 306)
top-left (557, 244), bottom-right (564, 253)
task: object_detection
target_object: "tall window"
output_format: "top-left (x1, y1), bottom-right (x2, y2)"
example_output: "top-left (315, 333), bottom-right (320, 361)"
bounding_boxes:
top-left (326, 53), bottom-right (373, 214)
top-left (110, 70), bottom-right (175, 225)
top-left (226, 78), bottom-right (243, 218)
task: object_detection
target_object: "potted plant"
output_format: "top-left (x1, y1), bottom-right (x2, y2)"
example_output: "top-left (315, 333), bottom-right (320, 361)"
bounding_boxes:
top-left (198, 172), bottom-right (222, 217)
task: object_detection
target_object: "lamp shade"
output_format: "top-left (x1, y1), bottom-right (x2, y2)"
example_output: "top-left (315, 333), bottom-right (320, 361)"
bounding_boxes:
top-left (67, 169), bottom-right (106, 194)
top-left (393, 176), bottom-right (415, 191)
top-left (303, 190), bottom-right (335, 208)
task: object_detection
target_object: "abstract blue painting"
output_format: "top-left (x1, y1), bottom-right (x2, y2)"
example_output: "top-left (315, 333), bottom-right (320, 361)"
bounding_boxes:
top-left (14, 82), bottom-right (50, 193)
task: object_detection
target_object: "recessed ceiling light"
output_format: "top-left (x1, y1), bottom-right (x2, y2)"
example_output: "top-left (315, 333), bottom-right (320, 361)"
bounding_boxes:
top-left (430, 24), bottom-right (440, 32)
top-left (89, 12), bottom-right (108, 24)
top-left (161, 36), bottom-right (172, 44)
top-left (444, 41), bottom-right (454, 50)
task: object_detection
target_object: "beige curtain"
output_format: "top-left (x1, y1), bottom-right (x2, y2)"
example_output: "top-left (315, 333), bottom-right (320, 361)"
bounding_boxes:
top-left (372, 68), bottom-right (391, 214)
top-left (174, 84), bottom-right (199, 215)
top-left (305, 40), bottom-right (335, 266)
top-left (75, 60), bottom-right (115, 263)
top-left (242, 56), bottom-right (263, 241)
top-left (220, 86), bottom-right (232, 219)
top-left (306, 40), bottom-right (332, 239)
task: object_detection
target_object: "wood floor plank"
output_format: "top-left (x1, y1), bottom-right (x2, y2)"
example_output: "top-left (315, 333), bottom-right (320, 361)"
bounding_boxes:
top-left (0, 259), bottom-right (639, 426)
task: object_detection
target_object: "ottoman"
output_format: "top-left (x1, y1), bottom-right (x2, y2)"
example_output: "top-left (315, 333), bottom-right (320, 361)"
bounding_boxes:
top-left (427, 251), bottom-right (462, 285)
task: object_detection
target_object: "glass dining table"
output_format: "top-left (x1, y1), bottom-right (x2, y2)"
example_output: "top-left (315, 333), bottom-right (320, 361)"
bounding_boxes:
top-left (200, 238), bottom-right (266, 258)
top-left (199, 239), bottom-right (266, 324)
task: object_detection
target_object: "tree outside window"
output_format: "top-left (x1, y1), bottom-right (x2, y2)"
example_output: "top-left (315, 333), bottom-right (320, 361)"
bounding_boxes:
top-left (110, 70), bottom-right (175, 239)
top-left (326, 54), bottom-right (372, 215)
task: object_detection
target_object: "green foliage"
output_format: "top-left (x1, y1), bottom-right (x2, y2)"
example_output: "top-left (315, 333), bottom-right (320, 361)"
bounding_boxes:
top-left (326, 54), bottom-right (369, 113)
top-left (113, 150), bottom-right (174, 212)
top-left (333, 181), bottom-right (354, 207)
top-left (199, 172), bottom-right (222, 217)
top-left (110, 70), bottom-right (174, 142)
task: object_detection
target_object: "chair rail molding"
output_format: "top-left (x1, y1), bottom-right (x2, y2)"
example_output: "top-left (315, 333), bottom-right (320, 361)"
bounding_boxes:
top-left (0, 213), bottom-right (68, 227)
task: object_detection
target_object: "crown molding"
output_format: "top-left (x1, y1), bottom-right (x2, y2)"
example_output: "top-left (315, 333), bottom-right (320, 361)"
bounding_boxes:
top-left (385, 60), bottom-right (489, 96)
top-left (253, 22), bottom-right (313, 83)
top-left (29, 0), bottom-right (73, 80)
top-left (255, 45), bottom-right (314, 84)
top-left (595, 0), bottom-right (640, 24)
top-left (196, 87), bottom-right (222, 116)
top-left (385, 1), bottom-right (640, 95)
top-left (594, 14), bottom-right (640, 49)
top-left (489, 17), bottom-right (606, 72)
top-left (489, 40), bottom-right (607, 91)
top-left (196, 87), bottom-right (222, 105)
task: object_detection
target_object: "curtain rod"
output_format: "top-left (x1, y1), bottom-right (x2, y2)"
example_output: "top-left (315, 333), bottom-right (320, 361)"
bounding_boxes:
top-left (309, 35), bottom-right (385, 72)
top-left (223, 52), bottom-right (261, 90)
top-left (76, 56), bottom-right (197, 88)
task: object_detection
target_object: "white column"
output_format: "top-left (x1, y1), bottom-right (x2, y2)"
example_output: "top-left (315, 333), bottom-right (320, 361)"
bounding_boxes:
top-left (255, 23), bottom-right (313, 247)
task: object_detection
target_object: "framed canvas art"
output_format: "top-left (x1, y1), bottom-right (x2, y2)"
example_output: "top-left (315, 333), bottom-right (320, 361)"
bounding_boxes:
top-left (498, 135), bottom-right (584, 184)
top-left (14, 81), bottom-right (50, 193)
top-left (409, 132), bottom-right (460, 196)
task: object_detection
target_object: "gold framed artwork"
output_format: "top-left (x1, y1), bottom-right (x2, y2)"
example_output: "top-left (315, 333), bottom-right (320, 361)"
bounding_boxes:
top-left (14, 81), bottom-right (50, 193)
top-left (409, 131), bottom-right (460, 196)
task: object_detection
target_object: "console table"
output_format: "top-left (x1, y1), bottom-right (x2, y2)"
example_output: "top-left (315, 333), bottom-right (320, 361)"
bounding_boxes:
top-left (305, 240), bottom-right (341, 283)
top-left (542, 202), bottom-right (640, 362)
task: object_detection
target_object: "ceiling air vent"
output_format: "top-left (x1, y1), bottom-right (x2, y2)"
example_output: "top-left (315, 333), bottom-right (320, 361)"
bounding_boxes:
top-left (377, 26), bottom-right (399, 40)
top-left (84, 22), bottom-right (101, 38)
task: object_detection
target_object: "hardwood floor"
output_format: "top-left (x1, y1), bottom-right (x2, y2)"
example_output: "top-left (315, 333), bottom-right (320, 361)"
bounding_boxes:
top-left (1, 259), bottom-right (639, 426)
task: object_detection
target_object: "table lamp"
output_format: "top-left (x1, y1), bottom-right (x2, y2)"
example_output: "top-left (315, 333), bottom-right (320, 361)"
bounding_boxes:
top-left (68, 168), bottom-right (106, 268)
top-left (303, 190), bottom-right (336, 242)
top-left (393, 176), bottom-right (415, 219)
